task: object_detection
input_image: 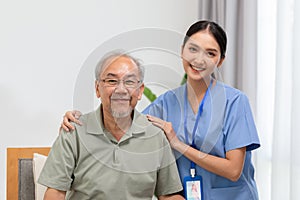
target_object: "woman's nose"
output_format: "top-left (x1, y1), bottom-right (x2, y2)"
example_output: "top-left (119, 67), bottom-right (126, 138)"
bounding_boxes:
top-left (194, 56), bottom-right (206, 66)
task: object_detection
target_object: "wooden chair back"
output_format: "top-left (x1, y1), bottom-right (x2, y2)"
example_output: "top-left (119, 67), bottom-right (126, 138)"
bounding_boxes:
top-left (7, 147), bottom-right (50, 200)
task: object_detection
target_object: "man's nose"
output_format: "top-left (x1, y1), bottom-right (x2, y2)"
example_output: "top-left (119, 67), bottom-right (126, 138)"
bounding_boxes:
top-left (114, 81), bottom-right (128, 92)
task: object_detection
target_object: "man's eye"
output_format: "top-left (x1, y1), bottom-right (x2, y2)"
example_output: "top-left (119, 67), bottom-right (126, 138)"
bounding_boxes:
top-left (107, 79), bottom-right (118, 84)
top-left (124, 80), bottom-right (135, 85)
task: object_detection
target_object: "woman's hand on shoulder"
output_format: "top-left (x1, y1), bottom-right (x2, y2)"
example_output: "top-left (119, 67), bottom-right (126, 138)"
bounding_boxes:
top-left (146, 114), bottom-right (180, 148)
top-left (60, 110), bottom-right (82, 132)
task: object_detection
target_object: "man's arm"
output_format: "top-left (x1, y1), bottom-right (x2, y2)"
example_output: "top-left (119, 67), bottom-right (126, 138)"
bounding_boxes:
top-left (158, 194), bottom-right (185, 200)
top-left (43, 188), bottom-right (66, 200)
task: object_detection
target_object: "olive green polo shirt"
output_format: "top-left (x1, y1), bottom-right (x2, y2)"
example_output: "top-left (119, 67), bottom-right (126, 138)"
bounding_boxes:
top-left (38, 106), bottom-right (182, 199)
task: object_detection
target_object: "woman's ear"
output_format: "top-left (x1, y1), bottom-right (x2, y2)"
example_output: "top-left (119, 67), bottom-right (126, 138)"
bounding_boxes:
top-left (95, 80), bottom-right (101, 98)
top-left (217, 57), bottom-right (225, 68)
top-left (180, 45), bottom-right (184, 59)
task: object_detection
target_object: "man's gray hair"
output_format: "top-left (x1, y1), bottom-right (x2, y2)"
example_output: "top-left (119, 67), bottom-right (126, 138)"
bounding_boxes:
top-left (95, 50), bottom-right (145, 82)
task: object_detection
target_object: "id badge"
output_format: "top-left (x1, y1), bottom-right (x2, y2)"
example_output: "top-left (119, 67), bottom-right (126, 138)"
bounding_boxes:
top-left (183, 175), bottom-right (203, 200)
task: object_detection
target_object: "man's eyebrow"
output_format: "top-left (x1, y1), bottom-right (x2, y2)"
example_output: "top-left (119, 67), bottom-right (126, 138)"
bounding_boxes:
top-left (103, 73), bottom-right (137, 79)
top-left (104, 73), bottom-right (117, 78)
top-left (123, 74), bottom-right (137, 79)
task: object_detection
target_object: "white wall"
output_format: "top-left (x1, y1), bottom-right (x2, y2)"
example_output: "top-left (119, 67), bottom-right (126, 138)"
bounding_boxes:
top-left (0, 0), bottom-right (199, 198)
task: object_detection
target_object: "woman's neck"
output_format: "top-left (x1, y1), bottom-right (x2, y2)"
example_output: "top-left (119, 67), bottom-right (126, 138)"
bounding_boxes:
top-left (186, 77), bottom-right (212, 114)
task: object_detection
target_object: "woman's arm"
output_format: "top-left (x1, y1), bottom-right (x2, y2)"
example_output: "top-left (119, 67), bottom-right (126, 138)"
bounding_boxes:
top-left (175, 142), bottom-right (246, 181)
top-left (147, 115), bottom-right (246, 182)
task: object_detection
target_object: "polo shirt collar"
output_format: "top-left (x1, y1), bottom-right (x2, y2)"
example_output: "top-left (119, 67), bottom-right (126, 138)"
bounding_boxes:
top-left (86, 106), bottom-right (105, 135)
top-left (86, 106), bottom-right (147, 138)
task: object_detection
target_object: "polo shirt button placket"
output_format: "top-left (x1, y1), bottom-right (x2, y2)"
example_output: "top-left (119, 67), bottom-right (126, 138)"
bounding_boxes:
top-left (113, 145), bottom-right (120, 166)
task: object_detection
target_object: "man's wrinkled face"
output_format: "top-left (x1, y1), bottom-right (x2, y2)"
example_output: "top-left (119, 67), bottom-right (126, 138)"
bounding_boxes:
top-left (95, 56), bottom-right (144, 118)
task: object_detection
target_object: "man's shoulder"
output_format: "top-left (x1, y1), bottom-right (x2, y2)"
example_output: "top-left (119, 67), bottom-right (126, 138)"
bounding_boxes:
top-left (133, 110), bottom-right (165, 138)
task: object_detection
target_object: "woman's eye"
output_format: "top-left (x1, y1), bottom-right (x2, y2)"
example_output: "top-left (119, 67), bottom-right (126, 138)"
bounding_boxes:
top-left (189, 47), bottom-right (198, 53)
top-left (207, 52), bottom-right (216, 57)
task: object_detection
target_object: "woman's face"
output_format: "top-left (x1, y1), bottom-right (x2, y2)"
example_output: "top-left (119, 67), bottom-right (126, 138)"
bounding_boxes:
top-left (181, 30), bottom-right (223, 82)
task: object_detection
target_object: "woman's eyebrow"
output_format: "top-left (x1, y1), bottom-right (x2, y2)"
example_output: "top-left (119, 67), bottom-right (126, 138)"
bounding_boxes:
top-left (188, 42), bottom-right (218, 53)
top-left (206, 48), bottom-right (218, 53)
top-left (188, 42), bottom-right (200, 48)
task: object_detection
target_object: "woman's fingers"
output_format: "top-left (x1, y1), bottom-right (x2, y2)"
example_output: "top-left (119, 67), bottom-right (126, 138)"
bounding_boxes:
top-left (152, 121), bottom-right (164, 129)
top-left (146, 114), bottom-right (180, 147)
top-left (146, 115), bottom-right (165, 129)
top-left (60, 122), bottom-right (69, 132)
top-left (72, 111), bottom-right (83, 125)
top-left (60, 110), bottom-right (83, 132)
top-left (62, 115), bottom-right (75, 131)
top-left (147, 115), bottom-right (171, 133)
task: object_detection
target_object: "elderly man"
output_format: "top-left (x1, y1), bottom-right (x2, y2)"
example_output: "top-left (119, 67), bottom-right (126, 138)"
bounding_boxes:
top-left (38, 50), bottom-right (183, 199)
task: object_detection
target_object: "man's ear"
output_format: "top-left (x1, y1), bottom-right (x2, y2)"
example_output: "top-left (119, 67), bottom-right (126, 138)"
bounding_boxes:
top-left (137, 83), bottom-right (145, 100)
top-left (95, 80), bottom-right (101, 98)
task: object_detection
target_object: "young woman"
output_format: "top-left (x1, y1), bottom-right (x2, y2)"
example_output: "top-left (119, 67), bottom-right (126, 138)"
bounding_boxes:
top-left (61, 20), bottom-right (260, 199)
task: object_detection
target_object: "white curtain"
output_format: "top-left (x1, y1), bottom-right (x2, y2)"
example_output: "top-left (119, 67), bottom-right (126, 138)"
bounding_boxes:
top-left (256, 0), bottom-right (300, 199)
top-left (200, 0), bottom-right (300, 199)
top-left (198, 0), bottom-right (258, 113)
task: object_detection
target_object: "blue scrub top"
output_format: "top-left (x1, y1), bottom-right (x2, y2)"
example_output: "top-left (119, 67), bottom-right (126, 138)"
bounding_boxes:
top-left (143, 81), bottom-right (260, 200)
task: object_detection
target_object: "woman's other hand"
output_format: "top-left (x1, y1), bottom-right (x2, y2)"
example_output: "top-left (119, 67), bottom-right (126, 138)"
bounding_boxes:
top-left (60, 110), bottom-right (82, 132)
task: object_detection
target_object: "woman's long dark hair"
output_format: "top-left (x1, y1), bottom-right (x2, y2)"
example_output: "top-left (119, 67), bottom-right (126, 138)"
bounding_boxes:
top-left (183, 20), bottom-right (227, 59)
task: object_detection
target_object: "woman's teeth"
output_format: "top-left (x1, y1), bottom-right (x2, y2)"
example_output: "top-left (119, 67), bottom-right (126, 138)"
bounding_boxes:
top-left (191, 64), bottom-right (205, 71)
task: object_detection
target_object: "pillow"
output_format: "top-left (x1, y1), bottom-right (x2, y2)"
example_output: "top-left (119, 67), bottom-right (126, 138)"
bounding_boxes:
top-left (32, 153), bottom-right (48, 200)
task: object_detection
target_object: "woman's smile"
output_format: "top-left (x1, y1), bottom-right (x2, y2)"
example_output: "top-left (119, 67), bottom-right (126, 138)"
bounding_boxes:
top-left (190, 63), bottom-right (206, 71)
